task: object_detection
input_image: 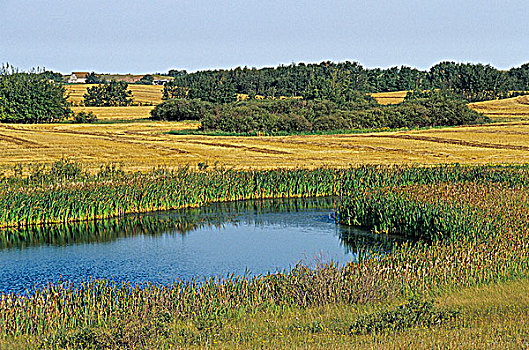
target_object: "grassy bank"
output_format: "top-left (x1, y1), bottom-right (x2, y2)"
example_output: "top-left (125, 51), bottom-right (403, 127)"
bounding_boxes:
top-left (3, 162), bottom-right (529, 229)
top-left (1, 164), bottom-right (529, 347)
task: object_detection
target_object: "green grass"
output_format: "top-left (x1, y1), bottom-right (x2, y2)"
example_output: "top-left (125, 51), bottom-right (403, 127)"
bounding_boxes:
top-left (2, 278), bottom-right (528, 349)
top-left (166, 122), bottom-right (490, 137)
top-left (2, 163), bottom-right (529, 348)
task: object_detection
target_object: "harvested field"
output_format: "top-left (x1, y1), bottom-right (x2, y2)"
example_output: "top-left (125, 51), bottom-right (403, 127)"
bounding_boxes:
top-left (370, 91), bottom-right (408, 104)
top-left (469, 95), bottom-right (529, 121)
top-left (71, 106), bottom-right (154, 120)
top-left (2, 120), bottom-right (529, 173)
top-left (3, 94), bottom-right (529, 173)
top-left (64, 84), bottom-right (164, 106)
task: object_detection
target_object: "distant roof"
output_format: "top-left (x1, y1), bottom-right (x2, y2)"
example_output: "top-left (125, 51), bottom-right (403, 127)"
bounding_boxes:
top-left (71, 72), bottom-right (89, 77)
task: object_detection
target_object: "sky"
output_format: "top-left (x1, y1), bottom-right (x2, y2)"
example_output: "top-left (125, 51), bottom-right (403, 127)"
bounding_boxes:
top-left (1, 0), bottom-right (528, 74)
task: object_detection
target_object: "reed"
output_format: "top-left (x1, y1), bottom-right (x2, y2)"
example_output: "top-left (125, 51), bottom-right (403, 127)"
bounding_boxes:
top-left (2, 163), bottom-right (529, 347)
top-left (3, 162), bottom-right (529, 230)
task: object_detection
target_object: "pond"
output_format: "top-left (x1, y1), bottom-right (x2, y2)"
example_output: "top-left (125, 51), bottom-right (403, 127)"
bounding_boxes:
top-left (0, 197), bottom-right (401, 294)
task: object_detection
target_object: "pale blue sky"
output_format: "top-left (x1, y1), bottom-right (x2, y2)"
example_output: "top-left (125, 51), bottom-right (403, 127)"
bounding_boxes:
top-left (1, 0), bottom-right (527, 74)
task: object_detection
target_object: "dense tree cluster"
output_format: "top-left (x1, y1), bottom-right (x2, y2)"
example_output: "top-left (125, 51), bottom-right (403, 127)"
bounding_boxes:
top-left (150, 99), bottom-right (213, 121)
top-left (85, 72), bottom-right (107, 84)
top-left (200, 97), bottom-right (487, 134)
top-left (162, 61), bottom-right (529, 103)
top-left (83, 81), bottom-right (133, 107)
top-left (153, 96), bottom-right (488, 134)
top-left (0, 65), bottom-right (71, 123)
top-left (133, 74), bottom-right (154, 85)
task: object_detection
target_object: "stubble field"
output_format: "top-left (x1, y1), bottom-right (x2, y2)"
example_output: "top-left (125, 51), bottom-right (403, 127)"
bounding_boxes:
top-left (2, 91), bottom-right (529, 174)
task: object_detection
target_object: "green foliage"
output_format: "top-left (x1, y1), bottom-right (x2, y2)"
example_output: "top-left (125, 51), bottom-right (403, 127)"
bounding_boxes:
top-left (85, 72), bottom-right (106, 84)
top-left (0, 64), bottom-right (71, 123)
top-left (509, 63), bottom-right (529, 91)
top-left (134, 74), bottom-right (154, 85)
top-left (339, 188), bottom-right (499, 243)
top-left (350, 297), bottom-right (459, 335)
top-left (83, 81), bottom-right (133, 106)
top-left (73, 111), bottom-right (97, 123)
top-left (40, 70), bottom-right (64, 83)
top-left (160, 61), bottom-right (529, 104)
top-left (199, 97), bottom-right (487, 134)
top-left (150, 98), bottom-right (213, 121)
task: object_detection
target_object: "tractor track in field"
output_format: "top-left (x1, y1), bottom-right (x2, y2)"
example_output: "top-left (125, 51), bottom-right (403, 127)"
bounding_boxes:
top-left (173, 140), bottom-right (291, 155)
top-left (266, 137), bottom-right (443, 157)
top-left (369, 134), bottom-right (529, 152)
top-left (0, 127), bottom-right (189, 154)
top-left (0, 132), bottom-right (48, 148)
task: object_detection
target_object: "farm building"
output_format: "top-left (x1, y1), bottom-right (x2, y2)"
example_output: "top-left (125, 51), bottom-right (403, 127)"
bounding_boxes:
top-left (153, 79), bottom-right (171, 85)
top-left (68, 72), bottom-right (89, 83)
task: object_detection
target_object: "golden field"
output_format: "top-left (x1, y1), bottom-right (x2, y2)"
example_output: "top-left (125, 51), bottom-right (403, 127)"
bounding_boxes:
top-left (469, 95), bottom-right (529, 121)
top-left (371, 91), bottom-right (408, 105)
top-left (71, 106), bottom-right (155, 120)
top-left (2, 94), bottom-right (529, 173)
top-left (2, 120), bottom-right (529, 173)
top-left (64, 84), bottom-right (164, 106)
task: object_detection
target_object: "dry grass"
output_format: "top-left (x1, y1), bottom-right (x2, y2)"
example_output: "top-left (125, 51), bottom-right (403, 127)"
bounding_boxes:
top-left (3, 120), bottom-right (529, 173)
top-left (2, 95), bottom-right (529, 173)
top-left (469, 95), bottom-right (529, 121)
top-left (64, 84), bottom-right (164, 106)
top-left (370, 91), bottom-right (408, 105)
top-left (71, 106), bottom-right (154, 120)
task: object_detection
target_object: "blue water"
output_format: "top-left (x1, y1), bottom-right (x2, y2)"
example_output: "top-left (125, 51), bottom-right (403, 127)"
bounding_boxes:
top-left (0, 198), bottom-right (397, 294)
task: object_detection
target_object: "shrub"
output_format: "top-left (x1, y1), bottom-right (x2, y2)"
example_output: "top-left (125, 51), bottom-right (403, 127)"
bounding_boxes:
top-left (73, 111), bottom-right (97, 123)
top-left (0, 65), bottom-right (71, 123)
top-left (197, 95), bottom-right (487, 134)
top-left (83, 81), bottom-right (133, 107)
top-left (150, 98), bottom-right (213, 121)
top-left (350, 296), bottom-right (459, 335)
top-left (312, 113), bottom-right (351, 131)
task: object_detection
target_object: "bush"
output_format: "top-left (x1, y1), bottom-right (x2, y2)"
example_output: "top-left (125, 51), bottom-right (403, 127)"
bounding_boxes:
top-left (73, 111), bottom-right (97, 123)
top-left (0, 65), bottom-right (71, 123)
top-left (350, 296), bottom-right (459, 335)
top-left (198, 96), bottom-right (487, 134)
top-left (312, 113), bottom-right (351, 131)
top-left (150, 98), bottom-right (213, 121)
top-left (83, 81), bottom-right (133, 107)
top-left (134, 74), bottom-right (154, 85)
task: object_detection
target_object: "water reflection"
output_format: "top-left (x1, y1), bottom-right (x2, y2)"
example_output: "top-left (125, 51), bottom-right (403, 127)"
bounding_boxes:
top-left (1, 197), bottom-right (401, 253)
top-left (0, 197), bottom-right (333, 248)
top-left (0, 197), bottom-right (408, 294)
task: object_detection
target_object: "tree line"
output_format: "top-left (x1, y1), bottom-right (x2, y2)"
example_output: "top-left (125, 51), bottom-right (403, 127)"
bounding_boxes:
top-left (1, 61), bottom-right (528, 124)
top-left (163, 61), bottom-right (529, 103)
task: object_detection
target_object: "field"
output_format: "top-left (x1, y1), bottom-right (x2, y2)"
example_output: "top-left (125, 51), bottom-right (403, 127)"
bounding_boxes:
top-left (469, 95), bottom-right (529, 121)
top-left (2, 91), bottom-right (529, 348)
top-left (64, 84), bottom-right (164, 106)
top-left (371, 91), bottom-right (408, 105)
top-left (2, 119), bottom-right (529, 174)
top-left (71, 106), bottom-right (155, 120)
top-left (1, 92), bottom-right (529, 173)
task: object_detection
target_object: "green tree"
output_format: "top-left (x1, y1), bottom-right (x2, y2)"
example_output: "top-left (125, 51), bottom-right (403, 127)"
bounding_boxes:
top-left (83, 81), bottom-right (133, 106)
top-left (134, 74), bottom-right (154, 85)
top-left (0, 64), bottom-right (71, 123)
top-left (85, 72), bottom-right (106, 84)
top-left (150, 99), bottom-right (213, 121)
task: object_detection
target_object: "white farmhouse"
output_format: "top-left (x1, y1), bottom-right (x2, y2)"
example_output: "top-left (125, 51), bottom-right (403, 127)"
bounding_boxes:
top-left (68, 72), bottom-right (89, 83)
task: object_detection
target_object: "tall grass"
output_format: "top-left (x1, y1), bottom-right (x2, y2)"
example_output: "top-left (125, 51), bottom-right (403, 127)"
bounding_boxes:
top-left (3, 161), bottom-right (529, 229)
top-left (1, 163), bottom-right (529, 347)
